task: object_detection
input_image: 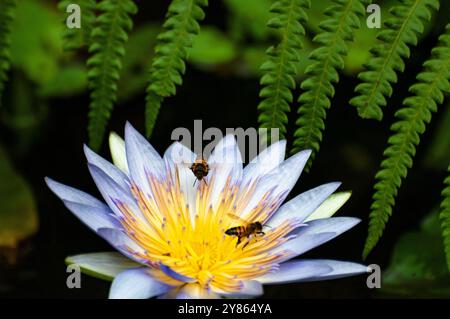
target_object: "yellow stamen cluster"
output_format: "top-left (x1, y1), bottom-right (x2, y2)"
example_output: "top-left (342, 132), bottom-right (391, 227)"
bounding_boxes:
top-left (116, 166), bottom-right (296, 293)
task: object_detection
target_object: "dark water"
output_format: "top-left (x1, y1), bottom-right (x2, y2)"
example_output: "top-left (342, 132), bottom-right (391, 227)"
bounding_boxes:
top-left (0, 0), bottom-right (448, 298)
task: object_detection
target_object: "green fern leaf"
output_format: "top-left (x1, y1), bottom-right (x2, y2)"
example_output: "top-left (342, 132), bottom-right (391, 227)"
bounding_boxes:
top-left (363, 24), bottom-right (450, 259)
top-left (350, 0), bottom-right (440, 120)
top-left (58, 0), bottom-right (97, 50)
top-left (291, 0), bottom-right (370, 167)
top-left (257, 0), bottom-right (310, 139)
top-left (87, 0), bottom-right (137, 150)
top-left (0, 0), bottom-right (16, 107)
top-left (145, 0), bottom-right (208, 137)
top-left (440, 165), bottom-right (450, 271)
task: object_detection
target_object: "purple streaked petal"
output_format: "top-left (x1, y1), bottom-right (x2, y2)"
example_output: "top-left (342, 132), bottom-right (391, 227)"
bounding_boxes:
top-left (256, 260), bottom-right (332, 284)
top-left (45, 178), bottom-right (120, 231)
top-left (207, 135), bottom-right (243, 209)
top-left (292, 217), bottom-right (361, 237)
top-left (109, 268), bottom-right (171, 299)
top-left (97, 228), bottom-right (148, 265)
top-left (164, 142), bottom-right (198, 222)
top-left (240, 150), bottom-right (311, 219)
top-left (242, 140), bottom-right (286, 184)
top-left (45, 177), bottom-right (105, 207)
top-left (267, 182), bottom-right (341, 228)
top-left (84, 144), bottom-right (130, 191)
top-left (281, 259), bottom-right (369, 282)
top-left (218, 280), bottom-right (264, 298)
top-left (87, 163), bottom-right (147, 222)
top-left (64, 201), bottom-right (121, 231)
top-left (125, 122), bottom-right (165, 195)
top-left (159, 263), bottom-right (196, 283)
top-left (272, 232), bottom-right (337, 261)
top-left (174, 284), bottom-right (220, 299)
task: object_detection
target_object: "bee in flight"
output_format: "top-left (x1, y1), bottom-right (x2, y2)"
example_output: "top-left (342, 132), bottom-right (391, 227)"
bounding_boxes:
top-left (224, 213), bottom-right (270, 248)
top-left (189, 155), bottom-right (209, 186)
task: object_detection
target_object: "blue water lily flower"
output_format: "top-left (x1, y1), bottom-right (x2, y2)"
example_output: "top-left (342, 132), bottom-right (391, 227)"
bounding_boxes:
top-left (46, 123), bottom-right (368, 299)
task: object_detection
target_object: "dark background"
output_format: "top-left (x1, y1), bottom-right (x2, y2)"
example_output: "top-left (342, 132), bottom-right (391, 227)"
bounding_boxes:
top-left (0, 0), bottom-right (449, 298)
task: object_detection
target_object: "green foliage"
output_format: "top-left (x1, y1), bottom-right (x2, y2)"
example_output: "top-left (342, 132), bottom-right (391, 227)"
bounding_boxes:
top-left (382, 210), bottom-right (450, 297)
top-left (363, 24), bottom-right (450, 259)
top-left (350, 0), bottom-right (440, 120)
top-left (145, 0), bottom-right (208, 137)
top-left (58, 0), bottom-right (97, 50)
top-left (291, 0), bottom-right (370, 168)
top-left (0, 0), bottom-right (16, 107)
top-left (0, 143), bottom-right (38, 264)
top-left (257, 0), bottom-right (311, 139)
top-left (424, 102), bottom-right (450, 169)
top-left (440, 166), bottom-right (450, 271)
top-left (87, 0), bottom-right (137, 150)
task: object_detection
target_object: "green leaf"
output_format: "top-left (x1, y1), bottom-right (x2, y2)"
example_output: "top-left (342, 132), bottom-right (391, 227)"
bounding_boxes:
top-left (350, 0), bottom-right (440, 120)
top-left (292, 0), bottom-right (370, 169)
top-left (188, 26), bottom-right (237, 66)
top-left (381, 211), bottom-right (450, 297)
top-left (145, 0), bottom-right (208, 137)
top-left (0, 144), bottom-right (38, 263)
top-left (66, 252), bottom-right (141, 281)
top-left (9, 0), bottom-right (63, 85)
top-left (440, 165), bottom-right (450, 271)
top-left (363, 24), bottom-right (450, 259)
top-left (257, 0), bottom-right (311, 140)
top-left (87, 0), bottom-right (137, 150)
top-left (38, 65), bottom-right (88, 98)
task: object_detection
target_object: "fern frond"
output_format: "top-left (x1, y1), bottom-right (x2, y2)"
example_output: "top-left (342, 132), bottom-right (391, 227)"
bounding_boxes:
top-left (145, 0), bottom-right (208, 137)
top-left (58, 0), bottom-right (97, 50)
top-left (0, 0), bottom-right (16, 107)
top-left (440, 165), bottom-right (450, 271)
top-left (363, 24), bottom-right (450, 259)
top-left (291, 0), bottom-right (370, 167)
top-left (350, 0), bottom-right (440, 120)
top-left (87, 0), bottom-right (137, 150)
top-left (256, 0), bottom-right (310, 139)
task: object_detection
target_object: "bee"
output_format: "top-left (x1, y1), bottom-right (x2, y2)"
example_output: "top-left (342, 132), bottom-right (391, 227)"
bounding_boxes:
top-left (190, 155), bottom-right (209, 186)
top-left (224, 214), bottom-right (269, 248)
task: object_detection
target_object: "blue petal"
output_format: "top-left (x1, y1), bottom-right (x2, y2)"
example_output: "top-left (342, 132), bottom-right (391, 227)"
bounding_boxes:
top-left (97, 228), bottom-right (148, 265)
top-left (273, 232), bottom-right (337, 261)
top-left (284, 259), bottom-right (369, 282)
top-left (242, 140), bottom-right (286, 185)
top-left (218, 280), bottom-right (264, 298)
top-left (109, 268), bottom-right (171, 299)
top-left (159, 263), bottom-right (196, 283)
top-left (125, 122), bottom-right (164, 195)
top-left (274, 217), bottom-right (361, 261)
top-left (207, 135), bottom-right (243, 209)
top-left (84, 144), bottom-right (130, 191)
top-left (267, 182), bottom-right (341, 228)
top-left (293, 217), bottom-right (361, 237)
top-left (240, 149), bottom-right (311, 219)
top-left (87, 163), bottom-right (147, 223)
top-left (257, 260), bottom-right (332, 284)
top-left (45, 178), bottom-right (120, 231)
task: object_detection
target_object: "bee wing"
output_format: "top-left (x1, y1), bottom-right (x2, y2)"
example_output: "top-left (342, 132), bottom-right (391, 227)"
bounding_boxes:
top-left (226, 213), bottom-right (249, 224)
